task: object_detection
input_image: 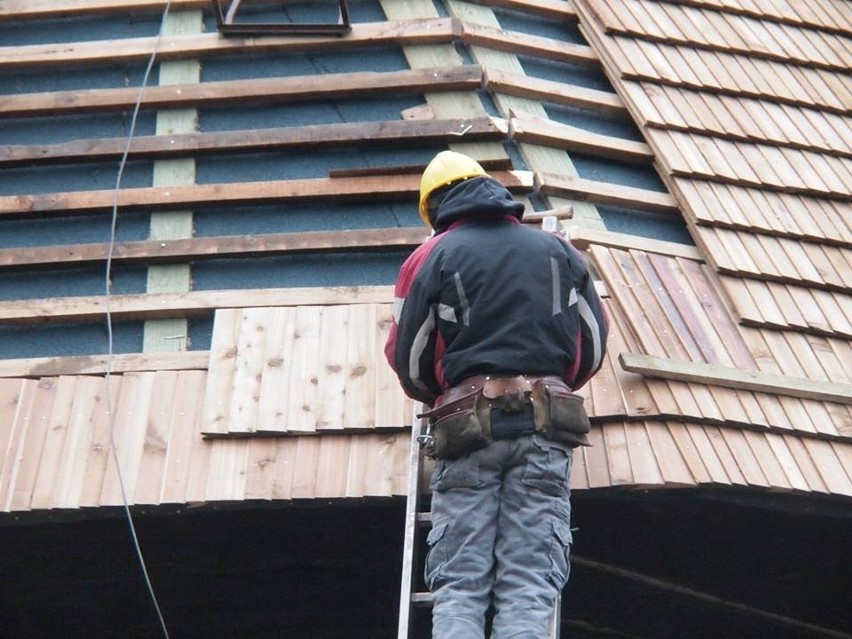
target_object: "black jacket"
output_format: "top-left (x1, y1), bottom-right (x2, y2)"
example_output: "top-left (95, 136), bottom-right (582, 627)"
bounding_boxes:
top-left (386, 176), bottom-right (609, 406)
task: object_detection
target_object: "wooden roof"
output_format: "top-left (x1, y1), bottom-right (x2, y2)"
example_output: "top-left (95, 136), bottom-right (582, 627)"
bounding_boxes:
top-left (1, 0), bottom-right (851, 516)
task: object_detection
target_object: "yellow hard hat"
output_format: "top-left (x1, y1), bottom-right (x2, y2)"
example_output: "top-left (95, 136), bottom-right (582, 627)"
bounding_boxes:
top-left (418, 151), bottom-right (488, 227)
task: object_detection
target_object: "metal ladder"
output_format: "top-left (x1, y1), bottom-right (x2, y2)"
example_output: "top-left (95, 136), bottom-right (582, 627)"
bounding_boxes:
top-left (396, 415), bottom-right (563, 639)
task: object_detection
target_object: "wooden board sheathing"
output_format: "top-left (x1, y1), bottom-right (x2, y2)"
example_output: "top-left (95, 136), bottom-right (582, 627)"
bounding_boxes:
top-left (607, 37), bottom-right (850, 113)
top-left (590, 245), bottom-right (753, 366)
top-left (673, 180), bottom-right (852, 246)
top-left (633, 85), bottom-right (852, 157)
top-left (695, 226), bottom-right (851, 290)
top-left (201, 304), bottom-right (412, 436)
top-left (4, 369), bottom-right (852, 510)
top-left (719, 275), bottom-right (852, 338)
top-left (586, 0), bottom-right (851, 71)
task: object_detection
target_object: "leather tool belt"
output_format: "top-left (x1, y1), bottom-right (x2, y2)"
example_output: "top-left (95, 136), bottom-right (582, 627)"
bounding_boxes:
top-left (418, 374), bottom-right (592, 459)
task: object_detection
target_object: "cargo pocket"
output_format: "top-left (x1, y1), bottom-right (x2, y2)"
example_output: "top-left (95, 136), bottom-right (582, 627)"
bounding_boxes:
top-left (521, 438), bottom-right (572, 497)
top-left (429, 456), bottom-right (481, 493)
top-left (548, 522), bottom-right (573, 590)
top-left (424, 519), bottom-right (450, 591)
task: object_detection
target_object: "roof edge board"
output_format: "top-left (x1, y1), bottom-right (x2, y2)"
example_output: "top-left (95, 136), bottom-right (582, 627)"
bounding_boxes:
top-left (620, 351), bottom-right (852, 406)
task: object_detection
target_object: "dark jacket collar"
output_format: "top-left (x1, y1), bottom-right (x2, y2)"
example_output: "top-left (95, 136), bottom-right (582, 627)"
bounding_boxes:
top-left (432, 176), bottom-right (525, 233)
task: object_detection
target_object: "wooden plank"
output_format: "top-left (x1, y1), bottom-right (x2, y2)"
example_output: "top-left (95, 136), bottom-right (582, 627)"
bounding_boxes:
top-left (623, 420), bottom-right (664, 486)
top-left (0, 0), bottom-right (206, 19)
top-left (159, 370), bottom-right (206, 504)
top-left (589, 347), bottom-right (628, 419)
top-left (374, 307), bottom-right (413, 429)
top-left (743, 429), bottom-right (793, 489)
top-left (270, 438), bottom-right (299, 501)
top-left (582, 425), bottom-right (611, 488)
top-left (77, 375), bottom-right (123, 508)
top-left (55, 376), bottom-right (104, 509)
top-left (200, 308), bottom-right (242, 435)
top-left (29, 377), bottom-right (78, 509)
top-left (718, 427), bottom-right (770, 487)
top-left (0, 379), bottom-right (26, 509)
top-left (290, 436), bottom-right (321, 499)
top-left (204, 438), bottom-right (249, 501)
top-left (286, 306), bottom-right (325, 433)
top-left (227, 308), bottom-right (272, 434)
top-left (243, 438), bottom-right (279, 501)
top-left (801, 437), bottom-right (852, 496)
top-left (0, 18), bottom-right (458, 69)
top-left (314, 306), bottom-right (350, 431)
top-left (99, 372), bottom-right (156, 506)
top-left (462, 0), bottom-right (578, 20)
top-left (0, 117), bottom-right (506, 168)
top-left (133, 371), bottom-right (180, 504)
top-left (315, 435), bottom-right (352, 498)
top-left (344, 304), bottom-right (378, 430)
top-left (0, 66), bottom-right (484, 118)
top-left (682, 423), bottom-right (731, 485)
top-left (667, 423), bottom-right (712, 484)
top-left (345, 435), bottom-right (369, 498)
top-left (255, 307), bottom-right (297, 434)
top-left (644, 421), bottom-right (694, 485)
top-left (619, 352), bottom-right (852, 405)
top-left (602, 423), bottom-right (633, 485)
top-left (8, 379), bottom-right (58, 511)
top-left (0, 352), bottom-right (208, 378)
top-left (483, 69), bottom-right (626, 117)
top-left (510, 114), bottom-right (655, 164)
top-left (536, 174), bottom-right (679, 214)
top-left (0, 380), bottom-right (37, 511)
top-left (569, 226), bottom-right (702, 261)
top-left (0, 66), bottom-right (482, 118)
top-left (0, 170), bottom-right (532, 219)
top-left (461, 21), bottom-right (599, 66)
top-left (0, 285), bottom-right (394, 326)
top-left (0, 227), bottom-right (429, 271)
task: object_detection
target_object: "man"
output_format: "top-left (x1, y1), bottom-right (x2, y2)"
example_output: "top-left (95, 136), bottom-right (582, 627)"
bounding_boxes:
top-left (385, 151), bottom-right (609, 639)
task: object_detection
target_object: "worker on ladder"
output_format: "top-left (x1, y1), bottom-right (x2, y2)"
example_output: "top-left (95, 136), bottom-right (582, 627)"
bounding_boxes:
top-left (385, 151), bottom-right (610, 638)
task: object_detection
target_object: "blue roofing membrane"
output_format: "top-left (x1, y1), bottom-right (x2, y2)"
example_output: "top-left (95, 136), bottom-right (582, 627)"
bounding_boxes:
top-left (0, 1), bottom-right (691, 358)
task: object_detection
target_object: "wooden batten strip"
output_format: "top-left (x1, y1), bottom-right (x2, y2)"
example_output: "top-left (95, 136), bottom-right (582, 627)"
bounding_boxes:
top-left (461, 0), bottom-right (578, 21)
top-left (620, 352), bottom-right (852, 407)
top-left (461, 21), bottom-right (599, 66)
top-left (0, 0), bottom-right (206, 20)
top-left (0, 66), bottom-right (483, 118)
top-left (0, 171), bottom-right (532, 219)
top-left (0, 18), bottom-right (459, 69)
top-left (0, 227), bottom-right (425, 269)
top-left (483, 69), bottom-right (627, 116)
top-left (0, 352), bottom-right (209, 379)
top-left (536, 173), bottom-right (680, 215)
top-left (510, 114), bottom-right (655, 164)
top-left (0, 117), bottom-right (507, 168)
top-left (0, 285), bottom-right (395, 325)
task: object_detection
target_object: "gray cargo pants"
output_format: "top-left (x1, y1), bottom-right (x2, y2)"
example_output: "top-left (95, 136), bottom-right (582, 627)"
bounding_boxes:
top-left (425, 432), bottom-right (574, 639)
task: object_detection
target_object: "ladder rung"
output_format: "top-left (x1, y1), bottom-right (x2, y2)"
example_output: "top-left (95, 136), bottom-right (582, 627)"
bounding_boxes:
top-left (411, 592), bottom-right (433, 606)
top-left (416, 511), bottom-right (432, 524)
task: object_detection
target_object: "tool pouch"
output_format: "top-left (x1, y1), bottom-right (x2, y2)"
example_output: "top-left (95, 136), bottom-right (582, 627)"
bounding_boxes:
top-left (427, 393), bottom-right (490, 459)
top-left (530, 380), bottom-right (591, 448)
top-left (420, 392), bottom-right (491, 459)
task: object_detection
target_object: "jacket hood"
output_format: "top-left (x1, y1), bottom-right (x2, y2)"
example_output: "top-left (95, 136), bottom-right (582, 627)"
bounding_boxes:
top-left (431, 176), bottom-right (525, 233)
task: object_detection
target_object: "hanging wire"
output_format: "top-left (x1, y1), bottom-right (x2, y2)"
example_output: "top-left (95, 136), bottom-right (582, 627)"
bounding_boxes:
top-left (105, 3), bottom-right (173, 637)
